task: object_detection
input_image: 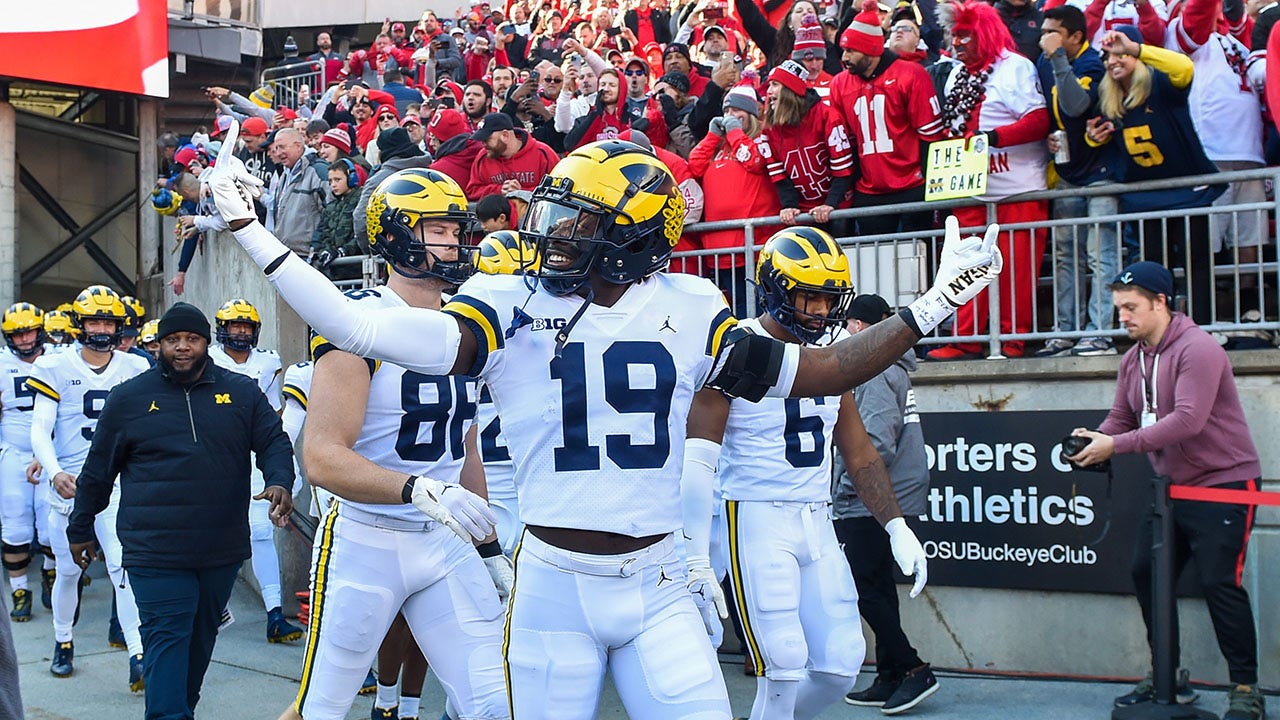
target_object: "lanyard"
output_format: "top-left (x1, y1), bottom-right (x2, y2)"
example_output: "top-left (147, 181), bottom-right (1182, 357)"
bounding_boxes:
top-left (1138, 351), bottom-right (1159, 415)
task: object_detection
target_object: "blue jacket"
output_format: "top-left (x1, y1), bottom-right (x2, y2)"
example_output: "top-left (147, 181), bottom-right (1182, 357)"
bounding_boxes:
top-left (67, 361), bottom-right (294, 569)
top-left (1037, 43), bottom-right (1115, 186)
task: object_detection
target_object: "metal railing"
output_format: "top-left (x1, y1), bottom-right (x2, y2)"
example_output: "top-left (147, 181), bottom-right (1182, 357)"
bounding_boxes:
top-left (675, 167), bottom-right (1280, 357)
top-left (260, 61), bottom-right (323, 115)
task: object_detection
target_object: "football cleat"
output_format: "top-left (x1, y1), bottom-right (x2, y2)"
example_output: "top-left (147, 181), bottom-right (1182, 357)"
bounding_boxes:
top-left (108, 615), bottom-right (126, 649)
top-left (359, 669), bottom-right (377, 695)
top-left (10, 589), bottom-right (32, 622)
top-left (50, 640), bottom-right (74, 677)
top-left (129, 653), bottom-right (145, 692)
top-left (266, 606), bottom-right (303, 643)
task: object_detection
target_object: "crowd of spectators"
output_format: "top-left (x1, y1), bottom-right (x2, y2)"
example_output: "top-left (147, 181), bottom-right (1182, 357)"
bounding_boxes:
top-left (155, 0), bottom-right (1280, 357)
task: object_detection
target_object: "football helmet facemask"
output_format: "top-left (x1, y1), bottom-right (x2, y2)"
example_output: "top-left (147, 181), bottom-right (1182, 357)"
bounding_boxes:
top-left (756, 227), bottom-right (853, 345)
top-left (365, 168), bottom-right (475, 286)
top-left (215, 299), bottom-right (261, 352)
top-left (71, 285), bottom-right (128, 352)
top-left (2, 303), bottom-right (46, 358)
top-left (522, 140), bottom-right (686, 296)
top-left (473, 230), bottom-right (540, 275)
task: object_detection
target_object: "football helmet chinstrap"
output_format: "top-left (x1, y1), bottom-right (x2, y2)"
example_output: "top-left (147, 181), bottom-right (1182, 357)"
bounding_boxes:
top-left (215, 299), bottom-right (262, 352)
top-left (756, 226), bottom-right (854, 345)
top-left (365, 168), bottom-right (476, 286)
top-left (2, 302), bottom-right (46, 357)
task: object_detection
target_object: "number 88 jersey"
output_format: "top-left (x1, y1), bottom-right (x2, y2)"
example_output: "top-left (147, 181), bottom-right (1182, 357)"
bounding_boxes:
top-left (717, 318), bottom-right (841, 504)
top-left (313, 286), bottom-right (477, 522)
top-left (442, 272), bottom-right (738, 537)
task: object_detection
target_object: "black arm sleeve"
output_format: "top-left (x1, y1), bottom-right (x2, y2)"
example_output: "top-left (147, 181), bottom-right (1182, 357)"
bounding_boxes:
top-left (776, 177), bottom-right (802, 209)
top-left (690, 82), bottom-right (727, 139)
top-left (250, 387), bottom-right (296, 492)
top-left (824, 174), bottom-right (853, 208)
top-left (734, 0), bottom-right (778, 60)
top-left (564, 106), bottom-right (601, 150)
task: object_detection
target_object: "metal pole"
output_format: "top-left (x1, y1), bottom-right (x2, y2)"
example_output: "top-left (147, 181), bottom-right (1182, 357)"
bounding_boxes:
top-left (985, 202), bottom-right (1001, 358)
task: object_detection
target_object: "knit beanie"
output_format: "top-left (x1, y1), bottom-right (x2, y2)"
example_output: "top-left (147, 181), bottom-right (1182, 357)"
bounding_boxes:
top-left (157, 302), bottom-right (211, 342)
top-left (657, 71), bottom-right (691, 94)
top-left (722, 83), bottom-right (760, 117)
top-left (840, 1), bottom-right (886, 55)
top-left (377, 127), bottom-right (425, 160)
top-left (249, 85), bottom-right (275, 109)
top-left (768, 59), bottom-right (809, 97)
top-left (792, 14), bottom-right (827, 60)
top-left (320, 127), bottom-right (353, 154)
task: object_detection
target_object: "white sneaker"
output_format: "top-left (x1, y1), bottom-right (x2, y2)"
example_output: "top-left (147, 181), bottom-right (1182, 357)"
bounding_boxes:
top-left (1072, 337), bottom-right (1117, 356)
top-left (1034, 338), bottom-right (1075, 358)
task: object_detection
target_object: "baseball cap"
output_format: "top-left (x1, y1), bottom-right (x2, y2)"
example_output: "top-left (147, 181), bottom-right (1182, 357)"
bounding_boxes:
top-left (400, 114), bottom-right (422, 127)
top-left (1113, 261), bottom-right (1174, 299)
top-left (241, 117), bottom-right (269, 136)
top-left (391, 21), bottom-right (406, 32)
top-left (472, 112), bottom-right (515, 141)
top-left (427, 108), bottom-right (471, 144)
top-left (848, 294), bottom-right (892, 324)
top-left (703, 24), bottom-right (727, 39)
top-left (210, 115), bottom-right (234, 138)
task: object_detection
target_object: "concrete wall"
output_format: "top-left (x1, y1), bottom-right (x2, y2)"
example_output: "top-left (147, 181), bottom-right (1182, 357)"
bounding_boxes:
top-left (893, 352), bottom-right (1280, 686)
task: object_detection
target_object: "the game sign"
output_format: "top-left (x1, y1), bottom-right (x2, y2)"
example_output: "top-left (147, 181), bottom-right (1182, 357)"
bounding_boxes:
top-left (911, 410), bottom-right (1157, 594)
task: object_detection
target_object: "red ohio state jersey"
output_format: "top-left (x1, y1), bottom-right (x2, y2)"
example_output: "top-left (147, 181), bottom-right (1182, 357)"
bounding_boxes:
top-left (760, 102), bottom-right (854, 210)
top-left (828, 58), bottom-right (946, 195)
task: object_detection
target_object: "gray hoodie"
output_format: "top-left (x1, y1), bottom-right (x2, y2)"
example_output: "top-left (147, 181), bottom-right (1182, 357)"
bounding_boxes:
top-left (832, 350), bottom-right (930, 519)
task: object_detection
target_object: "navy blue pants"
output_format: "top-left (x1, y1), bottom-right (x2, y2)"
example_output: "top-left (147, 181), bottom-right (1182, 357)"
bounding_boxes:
top-left (129, 562), bottom-right (241, 720)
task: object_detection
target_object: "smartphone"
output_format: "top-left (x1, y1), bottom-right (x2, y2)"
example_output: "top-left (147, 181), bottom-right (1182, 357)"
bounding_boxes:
top-left (529, 69), bottom-right (541, 84)
top-left (501, 22), bottom-right (516, 33)
top-left (705, 6), bottom-right (724, 19)
top-left (606, 26), bottom-right (622, 36)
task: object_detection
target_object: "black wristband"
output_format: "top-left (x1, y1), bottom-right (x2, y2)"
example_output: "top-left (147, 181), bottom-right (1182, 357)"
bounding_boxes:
top-left (401, 475), bottom-right (416, 505)
top-left (476, 540), bottom-right (503, 558)
top-left (897, 308), bottom-right (924, 338)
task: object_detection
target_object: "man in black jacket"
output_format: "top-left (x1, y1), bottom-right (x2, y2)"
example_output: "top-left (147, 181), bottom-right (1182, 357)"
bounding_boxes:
top-left (67, 302), bottom-right (294, 720)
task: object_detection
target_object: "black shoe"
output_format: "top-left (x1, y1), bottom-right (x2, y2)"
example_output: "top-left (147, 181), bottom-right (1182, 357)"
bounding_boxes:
top-left (371, 706), bottom-right (398, 720)
top-left (881, 664), bottom-right (939, 715)
top-left (846, 675), bottom-right (902, 707)
top-left (41, 568), bottom-right (55, 609)
top-left (266, 606), bottom-right (304, 643)
top-left (1113, 669), bottom-right (1198, 706)
top-left (50, 640), bottom-right (74, 677)
top-left (10, 589), bottom-right (32, 622)
top-left (108, 615), bottom-right (126, 649)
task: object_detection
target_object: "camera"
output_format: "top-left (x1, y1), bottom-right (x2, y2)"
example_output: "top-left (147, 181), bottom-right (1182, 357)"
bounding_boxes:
top-left (501, 22), bottom-right (516, 33)
top-left (606, 26), bottom-right (622, 36)
top-left (1059, 435), bottom-right (1110, 473)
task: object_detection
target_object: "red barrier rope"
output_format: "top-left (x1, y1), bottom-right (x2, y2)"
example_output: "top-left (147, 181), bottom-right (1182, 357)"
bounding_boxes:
top-left (1167, 484), bottom-right (1280, 506)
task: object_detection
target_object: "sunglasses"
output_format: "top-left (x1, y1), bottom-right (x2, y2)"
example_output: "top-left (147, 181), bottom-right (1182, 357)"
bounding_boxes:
top-left (623, 69), bottom-right (647, 76)
top-left (891, 24), bottom-right (918, 33)
top-left (545, 77), bottom-right (564, 83)
top-left (378, 114), bottom-right (397, 121)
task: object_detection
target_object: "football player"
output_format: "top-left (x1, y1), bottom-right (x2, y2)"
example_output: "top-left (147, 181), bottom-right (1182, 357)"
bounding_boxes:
top-left (282, 168), bottom-right (509, 720)
top-left (117, 296), bottom-right (152, 363)
top-left (0, 303), bottom-right (54, 622)
top-left (684, 228), bottom-right (927, 720)
top-left (470, 229), bottom-right (540, 555)
top-left (139, 319), bottom-right (162, 359)
top-left (27, 286), bottom-right (151, 687)
top-left (208, 298), bottom-right (304, 644)
top-left (206, 120), bottom-right (1000, 718)
top-left (42, 310), bottom-right (76, 346)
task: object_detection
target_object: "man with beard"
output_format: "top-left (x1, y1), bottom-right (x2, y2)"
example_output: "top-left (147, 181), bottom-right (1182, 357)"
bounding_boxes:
top-left (462, 80), bottom-right (494, 126)
top-left (565, 69), bottom-right (631, 149)
top-left (490, 67), bottom-right (517, 108)
top-left (308, 31), bottom-right (344, 86)
top-left (827, 2), bottom-right (945, 237)
top-left (67, 302), bottom-right (294, 720)
top-left (467, 112), bottom-right (559, 197)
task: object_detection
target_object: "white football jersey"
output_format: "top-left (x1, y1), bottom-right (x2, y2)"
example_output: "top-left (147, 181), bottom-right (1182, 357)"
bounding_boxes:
top-left (27, 349), bottom-right (150, 504)
top-left (280, 361), bottom-right (332, 516)
top-left (210, 344), bottom-right (284, 412)
top-left (1167, 20), bottom-right (1263, 164)
top-left (441, 272), bottom-right (737, 536)
top-left (0, 346), bottom-right (50, 452)
top-left (318, 286), bottom-right (478, 521)
top-left (717, 318), bottom-right (842, 503)
top-left (476, 382), bottom-right (516, 502)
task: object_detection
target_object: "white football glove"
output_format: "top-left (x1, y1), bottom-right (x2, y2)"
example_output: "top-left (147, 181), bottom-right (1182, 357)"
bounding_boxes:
top-left (686, 556), bottom-right (728, 647)
top-left (907, 215), bottom-right (1003, 335)
top-left (410, 476), bottom-right (498, 542)
top-left (885, 517), bottom-right (928, 598)
top-left (484, 553), bottom-right (515, 603)
top-left (200, 117), bottom-right (263, 224)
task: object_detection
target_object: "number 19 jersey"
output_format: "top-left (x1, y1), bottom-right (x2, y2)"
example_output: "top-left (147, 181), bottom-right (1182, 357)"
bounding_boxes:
top-left (718, 319), bottom-right (841, 503)
top-left (442, 272), bottom-right (738, 537)
top-left (314, 286), bottom-right (477, 522)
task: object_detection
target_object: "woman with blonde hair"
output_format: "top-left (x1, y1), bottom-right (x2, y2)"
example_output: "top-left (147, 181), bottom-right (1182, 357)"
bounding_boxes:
top-left (1086, 26), bottom-right (1224, 324)
top-left (687, 85), bottom-right (782, 315)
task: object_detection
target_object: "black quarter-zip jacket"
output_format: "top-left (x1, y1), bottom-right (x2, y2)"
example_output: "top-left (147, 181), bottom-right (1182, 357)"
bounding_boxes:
top-left (67, 360), bottom-right (295, 569)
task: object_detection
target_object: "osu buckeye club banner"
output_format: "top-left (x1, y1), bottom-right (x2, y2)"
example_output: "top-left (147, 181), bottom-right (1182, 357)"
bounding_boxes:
top-left (0, 0), bottom-right (169, 97)
top-left (907, 410), bottom-right (1164, 595)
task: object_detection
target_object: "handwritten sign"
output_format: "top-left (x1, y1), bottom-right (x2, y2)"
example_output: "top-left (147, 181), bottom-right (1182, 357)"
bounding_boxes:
top-left (925, 136), bottom-right (989, 202)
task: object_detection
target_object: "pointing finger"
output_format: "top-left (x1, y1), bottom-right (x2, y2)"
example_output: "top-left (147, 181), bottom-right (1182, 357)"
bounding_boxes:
top-left (944, 214), bottom-right (959, 244)
top-left (982, 223), bottom-right (1001, 254)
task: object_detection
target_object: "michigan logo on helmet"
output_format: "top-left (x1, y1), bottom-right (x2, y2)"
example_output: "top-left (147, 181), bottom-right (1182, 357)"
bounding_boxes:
top-left (474, 230), bottom-right (540, 275)
top-left (757, 227), bottom-right (854, 345)
top-left (365, 167), bottom-right (475, 285)
top-left (71, 285), bottom-right (128, 352)
top-left (523, 140), bottom-right (685, 295)
top-left (215, 299), bottom-right (262, 352)
top-left (43, 310), bottom-right (74, 345)
top-left (2, 302), bottom-right (46, 358)
top-left (139, 319), bottom-right (160, 346)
